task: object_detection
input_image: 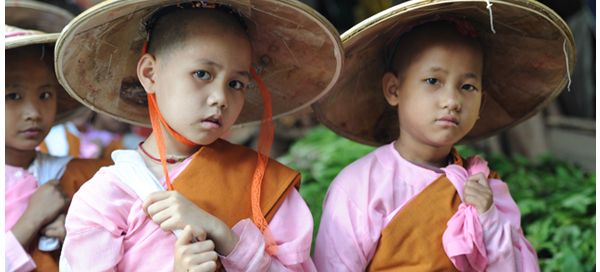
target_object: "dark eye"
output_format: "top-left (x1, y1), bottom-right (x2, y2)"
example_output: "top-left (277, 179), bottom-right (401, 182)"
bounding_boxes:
top-left (6, 93), bottom-right (22, 100)
top-left (229, 80), bottom-right (245, 90)
top-left (40, 91), bottom-right (53, 100)
top-left (462, 84), bottom-right (478, 92)
top-left (425, 78), bottom-right (439, 85)
top-left (193, 70), bottom-right (212, 80)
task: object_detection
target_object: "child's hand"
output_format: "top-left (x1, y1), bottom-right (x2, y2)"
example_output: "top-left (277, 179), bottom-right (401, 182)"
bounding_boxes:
top-left (12, 180), bottom-right (67, 247)
top-left (42, 214), bottom-right (66, 243)
top-left (174, 225), bottom-right (218, 272)
top-left (27, 180), bottom-right (68, 225)
top-left (143, 191), bottom-right (239, 255)
top-left (463, 173), bottom-right (493, 214)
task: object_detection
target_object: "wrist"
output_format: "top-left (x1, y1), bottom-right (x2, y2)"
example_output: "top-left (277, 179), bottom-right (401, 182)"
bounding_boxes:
top-left (210, 221), bottom-right (238, 256)
top-left (11, 215), bottom-right (42, 248)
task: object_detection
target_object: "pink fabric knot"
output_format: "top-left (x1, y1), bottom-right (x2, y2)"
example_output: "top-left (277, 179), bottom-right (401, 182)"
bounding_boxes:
top-left (441, 155), bottom-right (491, 271)
top-left (443, 204), bottom-right (488, 271)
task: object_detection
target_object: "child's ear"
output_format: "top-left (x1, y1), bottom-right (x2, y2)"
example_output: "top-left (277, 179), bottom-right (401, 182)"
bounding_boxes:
top-left (137, 53), bottom-right (157, 94)
top-left (382, 72), bottom-right (400, 106)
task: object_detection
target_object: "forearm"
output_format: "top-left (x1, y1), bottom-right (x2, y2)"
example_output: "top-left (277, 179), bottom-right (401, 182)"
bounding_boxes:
top-left (220, 219), bottom-right (313, 272)
top-left (221, 189), bottom-right (316, 271)
top-left (208, 219), bottom-right (239, 256)
top-left (11, 212), bottom-right (46, 249)
top-left (480, 206), bottom-right (540, 271)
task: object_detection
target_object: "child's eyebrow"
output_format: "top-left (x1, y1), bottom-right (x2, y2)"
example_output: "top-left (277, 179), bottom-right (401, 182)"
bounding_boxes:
top-left (428, 67), bottom-right (479, 79)
top-left (197, 59), bottom-right (251, 80)
top-left (5, 83), bottom-right (23, 89)
top-left (237, 71), bottom-right (251, 81)
top-left (428, 66), bottom-right (448, 74)
top-left (463, 72), bottom-right (479, 79)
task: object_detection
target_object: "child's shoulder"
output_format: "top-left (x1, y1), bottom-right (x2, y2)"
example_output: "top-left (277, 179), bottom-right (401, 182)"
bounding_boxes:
top-left (331, 143), bottom-right (395, 187)
top-left (72, 162), bottom-right (140, 207)
top-left (342, 143), bottom-right (396, 172)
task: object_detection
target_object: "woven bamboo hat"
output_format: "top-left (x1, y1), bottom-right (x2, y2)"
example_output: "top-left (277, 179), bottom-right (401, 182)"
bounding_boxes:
top-left (312, 0), bottom-right (575, 146)
top-left (6, 0), bottom-right (80, 124)
top-left (54, 0), bottom-right (344, 127)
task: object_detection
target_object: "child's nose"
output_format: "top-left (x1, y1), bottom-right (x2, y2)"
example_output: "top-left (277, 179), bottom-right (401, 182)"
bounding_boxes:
top-left (441, 88), bottom-right (462, 112)
top-left (207, 84), bottom-right (228, 110)
top-left (23, 100), bottom-right (43, 121)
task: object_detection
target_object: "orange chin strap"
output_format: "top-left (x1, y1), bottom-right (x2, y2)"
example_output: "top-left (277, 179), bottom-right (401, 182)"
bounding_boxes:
top-left (147, 93), bottom-right (196, 191)
top-left (249, 67), bottom-right (276, 255)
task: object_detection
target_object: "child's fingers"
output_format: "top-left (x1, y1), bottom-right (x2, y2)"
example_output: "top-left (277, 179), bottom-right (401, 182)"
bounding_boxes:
top-left (144, 197), bottom-right (171, 216)
top-left (192, 227), bottom-right (208, 242)
top-left (464, 191), bottom-right (485, 204)
top-left (176, 225), bottom-right (195, 247)
top-left (44, 226), bottom-right (66, 239)
top-left (148, 206), bottom-right (173, 224)
top-left (159, 217), bottom-right (182, 232)
top-left (189, 260), bottom-right (218, 272)
top-left (187, 239), bottom-right (215, 254)
top-left (464, 181), bottom-right (488, 195)
top-left (186, 251), bottom-right (219, 266)
top-left (468, 172), bottom-right (489, 188)
top-left (142, 191), bottom-right (172, 213)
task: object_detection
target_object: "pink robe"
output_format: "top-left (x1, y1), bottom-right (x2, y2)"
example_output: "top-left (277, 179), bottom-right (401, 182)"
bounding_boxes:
top-left (5, 166), bottom-right (39, 272)
top-left (61, 152), bottom-right (316, 271)
top-left (314, 143), bottom-right (539, 271)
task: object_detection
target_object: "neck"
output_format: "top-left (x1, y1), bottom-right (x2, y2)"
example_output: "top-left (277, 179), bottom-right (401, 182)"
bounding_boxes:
top-left (394, 136), bottom-right (453, 168)
top-left (6, 146), bottom-right (36, 169)
top-left (142, 128), bottom-right (200, 160)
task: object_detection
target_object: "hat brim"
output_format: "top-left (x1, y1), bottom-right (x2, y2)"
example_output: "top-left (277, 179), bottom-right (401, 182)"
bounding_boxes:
top-left (6, 34), bottom-right (82, 125)
top-left (55, 0), bottom-right (344, 127)
top-left (312, 0), bottom-right (575, 146)
top-left (6, 0), bottom-right (74, 33)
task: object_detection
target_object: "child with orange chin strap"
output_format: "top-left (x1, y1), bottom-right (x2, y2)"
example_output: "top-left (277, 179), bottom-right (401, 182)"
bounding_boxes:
top-left (58, 1), bottom-right (343, 271)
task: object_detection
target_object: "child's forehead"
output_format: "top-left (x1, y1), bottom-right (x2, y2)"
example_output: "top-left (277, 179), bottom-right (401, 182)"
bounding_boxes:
top-left (389, 23), bottom-right (483, 72)
top-left (7, 47), bottom-right (57, 81)
top-left (7, 45), bottom-right (53, 63)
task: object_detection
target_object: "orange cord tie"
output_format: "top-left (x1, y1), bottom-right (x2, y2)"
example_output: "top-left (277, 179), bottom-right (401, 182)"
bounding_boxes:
top-left (250, 67), bottom-right (277, 255)
top-left (148, 93), bottom-right (174, 190)
top-left (142, 40), bottom-right (196, 191)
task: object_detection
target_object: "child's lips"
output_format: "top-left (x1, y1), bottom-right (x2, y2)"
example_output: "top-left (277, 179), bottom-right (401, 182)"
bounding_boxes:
top-left (436, 116), bottom-right (459, 127)
top-left (200, 116), bottom-right (222, 129)
top-left (20, 127), bottom-right (43, 138)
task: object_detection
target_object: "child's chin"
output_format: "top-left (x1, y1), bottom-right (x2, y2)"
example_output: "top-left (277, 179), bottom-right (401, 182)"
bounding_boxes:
top-left (193, 135), bottom-right (221, 146)
top-left (10, 141), bottom-right (43, 152)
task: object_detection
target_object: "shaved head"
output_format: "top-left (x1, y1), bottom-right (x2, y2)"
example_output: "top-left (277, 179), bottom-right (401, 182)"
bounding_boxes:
top-left (147, 8), bottom-right (249, 58)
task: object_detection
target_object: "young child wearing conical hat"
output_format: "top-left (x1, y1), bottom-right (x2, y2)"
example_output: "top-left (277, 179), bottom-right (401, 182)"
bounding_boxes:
top-left (312, 0), bottom-right (574, 271)
top-left (56, 1), bottom-right (343, 271)
top-left (5, 1), bottom-right (112, 271)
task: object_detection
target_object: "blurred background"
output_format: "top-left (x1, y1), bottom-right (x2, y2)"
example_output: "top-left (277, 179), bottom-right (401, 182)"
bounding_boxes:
top-left (38, 0), bottom-right (595, 271)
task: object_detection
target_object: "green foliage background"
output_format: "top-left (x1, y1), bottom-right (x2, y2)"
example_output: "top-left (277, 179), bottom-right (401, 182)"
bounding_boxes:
top-left (279, 126), bottom-right (596, 271)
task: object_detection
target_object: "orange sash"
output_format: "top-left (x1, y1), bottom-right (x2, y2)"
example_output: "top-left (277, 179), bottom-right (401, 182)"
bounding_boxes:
top-left (366, 174), bottom-right (461, 272)
top-left (367, 151), bottom-right (468, 271)
top-left (367, 151), bottom-right (499, 271)
top-left (172, 139), bottom-right (300, 227)
top-left (172, 139), bottom-right (299, 271)
top-left (29, 158), bottom-right (112, 271)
